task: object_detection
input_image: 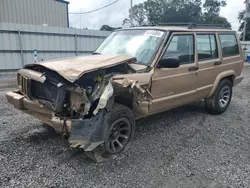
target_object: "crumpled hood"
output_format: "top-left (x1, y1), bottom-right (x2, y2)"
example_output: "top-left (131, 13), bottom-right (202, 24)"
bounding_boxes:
top-left (25, 54), bottom-right (136, 82)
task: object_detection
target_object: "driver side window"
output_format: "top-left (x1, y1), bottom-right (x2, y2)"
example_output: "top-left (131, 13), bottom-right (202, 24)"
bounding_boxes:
top-left (163, 34), bottom-right (194, 65)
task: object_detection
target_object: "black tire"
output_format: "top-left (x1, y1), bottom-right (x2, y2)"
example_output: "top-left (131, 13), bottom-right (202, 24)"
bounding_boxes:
top-left (205, 79), bottom-right (232, 115)
top-left (85, 103), bottom-right (135, 162)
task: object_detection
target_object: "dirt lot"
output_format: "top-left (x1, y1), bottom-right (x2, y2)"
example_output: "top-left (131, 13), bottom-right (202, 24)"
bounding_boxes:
top-left (1, 68), bottom-right (250, 188)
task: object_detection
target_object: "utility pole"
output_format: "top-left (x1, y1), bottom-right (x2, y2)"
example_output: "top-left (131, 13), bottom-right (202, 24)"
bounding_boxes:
top-left (243, 0), bottom-right (249, 41)
top-left (130, 0), bottom-right (133, 27)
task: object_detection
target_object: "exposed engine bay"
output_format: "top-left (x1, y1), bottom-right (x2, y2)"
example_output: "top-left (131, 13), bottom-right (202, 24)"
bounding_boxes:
top-left (15, 56), bottom-right (152, 157)
top-left (20, 62), bottom-right (146, 118)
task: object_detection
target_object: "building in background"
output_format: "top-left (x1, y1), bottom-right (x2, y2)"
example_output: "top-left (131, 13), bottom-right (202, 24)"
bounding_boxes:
top-left (0, 0), bottom-right (69, 27)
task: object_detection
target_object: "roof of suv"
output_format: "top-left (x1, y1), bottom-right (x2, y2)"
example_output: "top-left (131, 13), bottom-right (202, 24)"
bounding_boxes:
top-left (126, 26), bottom-right (233, 32)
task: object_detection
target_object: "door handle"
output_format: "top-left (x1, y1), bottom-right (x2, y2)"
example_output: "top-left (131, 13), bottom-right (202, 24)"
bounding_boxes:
top-left (214, 61), bottom-right (222, 66)
top-left (188, 66), bottom-right (199, 71)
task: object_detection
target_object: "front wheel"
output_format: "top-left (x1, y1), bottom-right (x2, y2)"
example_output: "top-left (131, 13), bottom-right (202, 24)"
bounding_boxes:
top-left (85, 103), bottom-right (135, 162)
top-left (205, 79), bottom-right (233, 115)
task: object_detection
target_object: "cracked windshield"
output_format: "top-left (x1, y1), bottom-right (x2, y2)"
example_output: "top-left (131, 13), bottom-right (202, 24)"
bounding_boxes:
top-left (96, 29), bottom-right (165, 65)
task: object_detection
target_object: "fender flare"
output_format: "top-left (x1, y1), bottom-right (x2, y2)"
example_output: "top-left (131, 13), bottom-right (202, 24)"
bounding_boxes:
top-left (207, 70), bottom-right (235, 98)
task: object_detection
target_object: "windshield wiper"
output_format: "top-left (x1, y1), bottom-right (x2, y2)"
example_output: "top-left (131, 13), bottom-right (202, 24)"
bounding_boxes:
top-left (92, 52), bottom-right (101, 55)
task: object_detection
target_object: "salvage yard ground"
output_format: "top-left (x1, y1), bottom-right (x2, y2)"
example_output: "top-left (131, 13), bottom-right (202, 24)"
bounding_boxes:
top-left (0, 67), bottom-right (250, 188)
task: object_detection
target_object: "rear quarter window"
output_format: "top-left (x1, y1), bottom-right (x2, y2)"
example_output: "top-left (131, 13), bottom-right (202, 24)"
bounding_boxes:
top-left (219, 34), bottom-right (239, 57)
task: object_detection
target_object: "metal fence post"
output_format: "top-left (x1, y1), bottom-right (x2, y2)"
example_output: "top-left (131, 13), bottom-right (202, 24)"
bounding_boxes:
top-left (18, 30), bottom-right (25, 67)
top-left (75, 34), bottom-right (78, 56)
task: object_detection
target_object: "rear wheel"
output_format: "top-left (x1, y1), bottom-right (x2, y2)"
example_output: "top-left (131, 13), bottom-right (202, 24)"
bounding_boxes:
top-left (205, 79), bottom-right (232, 115)
top-left (85, 103), bottom-right (135, 162)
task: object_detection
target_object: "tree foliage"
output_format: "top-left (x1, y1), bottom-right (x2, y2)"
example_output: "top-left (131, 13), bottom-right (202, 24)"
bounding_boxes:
top-left (238, 5), bottom-right (250, 41)
top-left (124, 0), bottom-right (230, 27)
top-left (202, 0), bottom-right (229, 26)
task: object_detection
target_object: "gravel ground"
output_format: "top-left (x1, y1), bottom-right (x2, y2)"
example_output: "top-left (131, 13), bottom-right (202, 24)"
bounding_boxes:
top-left (0, 68), bottom-right (250, 188)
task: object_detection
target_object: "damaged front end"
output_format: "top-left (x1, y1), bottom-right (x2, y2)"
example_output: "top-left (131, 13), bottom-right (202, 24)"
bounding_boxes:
top-left (69, 74), bottom-right (152, 152)
top-left (7, 55), bottom-right (152, 153)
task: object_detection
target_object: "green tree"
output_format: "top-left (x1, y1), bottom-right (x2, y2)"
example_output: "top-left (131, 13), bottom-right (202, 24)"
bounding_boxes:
top-left (161, 0), bottom-right (202, 23)
top-left (125, 0), bottom-right (230, 27)
top-left (203, 0), bottom-right (226, 15)
top-left (238, 5), bottom-right (250, 40)
top-left (143, 0), bottom-right (165, 24)
top-left (129, 3), bottom-right (148, 26)
top-left (202, 0), bottom-right (230, 27)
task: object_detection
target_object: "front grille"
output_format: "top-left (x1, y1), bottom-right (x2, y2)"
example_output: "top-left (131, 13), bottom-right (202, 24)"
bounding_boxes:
top-left (31, 80), bottom-right (69, 112)
top-left (17, 74), bottom-right (31, 98)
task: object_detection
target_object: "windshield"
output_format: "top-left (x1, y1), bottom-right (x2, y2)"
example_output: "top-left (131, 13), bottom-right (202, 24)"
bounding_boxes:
top-left (95, 29), bottom-right (165, 66)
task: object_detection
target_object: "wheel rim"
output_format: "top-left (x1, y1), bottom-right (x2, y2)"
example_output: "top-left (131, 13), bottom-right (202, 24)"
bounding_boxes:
top-left (105, 118), bottom-right (131, 155)
top-left (219, 86), bottom-right (230, 108)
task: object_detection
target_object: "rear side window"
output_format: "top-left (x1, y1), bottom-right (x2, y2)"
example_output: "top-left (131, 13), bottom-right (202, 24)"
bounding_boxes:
top-left (197, 34), bottom-right (218, 61)
top-left (219, 34), bottom-right (239, 57)
top-left (165, 34), bottom-right (194, 65)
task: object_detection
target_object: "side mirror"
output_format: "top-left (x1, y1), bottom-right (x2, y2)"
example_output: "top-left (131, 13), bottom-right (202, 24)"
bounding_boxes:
top-left (157, 56), bottom-right (180, 68)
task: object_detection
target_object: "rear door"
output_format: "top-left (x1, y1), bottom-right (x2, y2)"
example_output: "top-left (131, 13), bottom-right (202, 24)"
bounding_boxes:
top-left (196, 33), bottom-right (221, 97)
top-left (196, 32), bottom-right (242, 98)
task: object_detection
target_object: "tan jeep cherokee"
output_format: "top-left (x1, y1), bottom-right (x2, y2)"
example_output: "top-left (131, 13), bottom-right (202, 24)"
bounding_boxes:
top-left (6, 25), bottom-right (244, 162)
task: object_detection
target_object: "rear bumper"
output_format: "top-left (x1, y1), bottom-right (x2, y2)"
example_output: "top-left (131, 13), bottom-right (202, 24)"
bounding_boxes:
top-left (6, 91), bottom-right (71, 133)
top-left (234, 76), bottom-right (244, 86)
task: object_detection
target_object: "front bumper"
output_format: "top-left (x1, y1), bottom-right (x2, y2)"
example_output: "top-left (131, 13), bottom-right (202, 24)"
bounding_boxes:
top-left (6, 91), bottom-right (71, 133)
top-left (6, 91), bottom-right (105, 151)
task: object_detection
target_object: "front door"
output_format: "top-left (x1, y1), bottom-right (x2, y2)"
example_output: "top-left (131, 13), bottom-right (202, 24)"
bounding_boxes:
top-left (149, 33), bottom-right (199, 114)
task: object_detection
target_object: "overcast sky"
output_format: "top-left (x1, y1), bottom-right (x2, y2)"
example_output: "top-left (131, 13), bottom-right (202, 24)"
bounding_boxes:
top-left (68, 0), bottom-right (245, 31)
